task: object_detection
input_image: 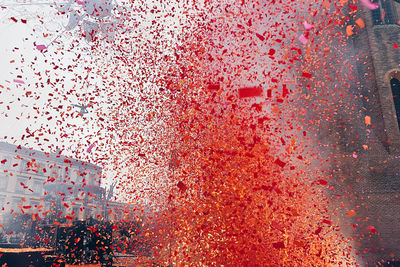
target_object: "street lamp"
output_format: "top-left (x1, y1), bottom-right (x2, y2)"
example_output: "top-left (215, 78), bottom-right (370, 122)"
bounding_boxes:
top-left (103, 181), bottom-right (116, 221)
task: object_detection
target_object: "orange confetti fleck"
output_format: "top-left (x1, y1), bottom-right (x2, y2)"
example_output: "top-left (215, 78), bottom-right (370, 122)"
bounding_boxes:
top-left (347, 210), bottom-right (356, 216)
top-left (355, 18), bottom-right (365, 28)
top-left (346, 25), bottom-right (354, 36)
top-left (364, 115), bottom-right (371, 125)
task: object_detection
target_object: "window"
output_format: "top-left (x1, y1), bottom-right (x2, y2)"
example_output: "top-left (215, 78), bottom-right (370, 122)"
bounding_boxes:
top-left (67, 168), bottom-right (78, 183)
top-left (20, 159), bottom-right (29, 173)
top-left (21, 159), bottom-right (40, 174)
top-left (32, 180), bottom-right (44, 196)
top-left (77, 167), bottom-right (88, 184)
top-left (86, 171), bottom-right (100, 186)
top-left (390, 78), bottom-right (400, 130)
top-left (57, 166), bottom-right (64, 179)
top-left (86, 171), bottom-right (93, 186)
top-left (37, 161), bottom-right (46, 175)
top-left (0, 175), bottom-right (8, 191)
top-left (371, 0), bottom-right (396, 25)
top-left (0, 195), bottom-right (5, 213)
top-left (10, 197), bottom-right (21, 213)
top-left (16, 177), bottom-right (29, 194)
top-left (0, 155), bottom-right (11, 170)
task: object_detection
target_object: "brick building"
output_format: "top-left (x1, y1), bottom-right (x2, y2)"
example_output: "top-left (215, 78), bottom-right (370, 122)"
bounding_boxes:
top-left (311, 1), bottom-right (400, 265)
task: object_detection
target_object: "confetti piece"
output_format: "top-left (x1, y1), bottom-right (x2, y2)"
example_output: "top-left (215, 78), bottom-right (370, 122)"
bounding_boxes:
top-left (322, 1), bottom-right (330, 8)
top-left (317, 179), bottom-right (328, 185)
top-left (13, 79), bottom-right (25, 84)
top-left (255, 33), bottom-right (265, 41)
top-left (87, 143), bottom-right (95, 153)
top-left (272, 242), bottom-right (285, 249)
top-left (364, 115), bottom-right (371, 125)
top-left (274, 158), bottom-right (286, 168)
top-left (322, 219), bottom-right (332, 225)
top-left (36, 45), bottom-right (47, 51)
top-left (346, 25), bottom-right (354, 36)
top-left (360, 0), bottom-right (379, 10)
top-left (349, 5), bottom-right (358, 11)
top-left (347, 210), bottom-right (356, 216)
top-left (238, 86), bottom-right (263, 98)
top-left (355, 18), bottom-right (365, 29)
top-left (367, 225), bottom-right (376, 234)
top-left (177, 181), bottom-right (187, 193)
top-left (298, 34), bottom-right (308, 45)
top-left (303, 21), bottom-right (314, 30)
top-left (208, 84), bottom-right (220, 90)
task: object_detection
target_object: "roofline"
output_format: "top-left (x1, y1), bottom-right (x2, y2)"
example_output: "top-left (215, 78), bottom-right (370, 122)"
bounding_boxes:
top-left (0, 141), bottom-right (101, 171)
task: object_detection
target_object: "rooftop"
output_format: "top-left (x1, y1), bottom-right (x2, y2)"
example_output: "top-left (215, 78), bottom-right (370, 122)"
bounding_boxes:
top-left (0, 141), bottom-right (101, 171)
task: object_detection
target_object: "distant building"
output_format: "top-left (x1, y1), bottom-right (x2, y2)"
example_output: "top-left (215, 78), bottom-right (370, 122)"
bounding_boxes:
top-left (0, 141), bottom-right (106, 223)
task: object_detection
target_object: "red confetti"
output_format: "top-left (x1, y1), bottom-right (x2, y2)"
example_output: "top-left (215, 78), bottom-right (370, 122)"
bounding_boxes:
top-left (238, 86), bottom-right (263, 98)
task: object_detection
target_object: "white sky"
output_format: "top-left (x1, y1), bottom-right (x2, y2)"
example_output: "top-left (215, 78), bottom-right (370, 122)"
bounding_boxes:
top-left (0, 0), bottom-right (191, 147)
top-left (0, 0), bottom-right (193, 204)
top-left (0, 1), bottom-right (127, 199)
top-left (0, 1), bottom-right (85, 145)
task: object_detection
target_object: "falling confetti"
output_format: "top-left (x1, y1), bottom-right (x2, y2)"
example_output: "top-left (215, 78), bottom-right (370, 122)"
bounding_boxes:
top-left (0, 0), bottom-right (392, 265)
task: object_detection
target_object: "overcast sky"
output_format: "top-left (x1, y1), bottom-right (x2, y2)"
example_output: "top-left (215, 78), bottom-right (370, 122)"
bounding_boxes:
top-left (0, 1), bottom-right (82, 147)
top-left (0, 0), bottom-right (191, 204)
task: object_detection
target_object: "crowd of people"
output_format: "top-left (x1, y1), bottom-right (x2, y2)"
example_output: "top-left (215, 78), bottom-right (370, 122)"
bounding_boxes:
top-left (0, 214), bottom-right (153, 266)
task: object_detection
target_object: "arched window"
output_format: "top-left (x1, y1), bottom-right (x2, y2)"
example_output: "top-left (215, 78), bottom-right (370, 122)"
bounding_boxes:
top-left (390, 78), bottom-right (400, 129)
top-left (371, 0), bottom-right (396, 25)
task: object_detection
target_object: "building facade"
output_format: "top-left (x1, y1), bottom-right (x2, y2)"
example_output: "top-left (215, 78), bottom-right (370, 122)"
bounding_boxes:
top-left (0, 141), bottom-right (106, 225)
top-left (317, 1), bottom-right (400, 265)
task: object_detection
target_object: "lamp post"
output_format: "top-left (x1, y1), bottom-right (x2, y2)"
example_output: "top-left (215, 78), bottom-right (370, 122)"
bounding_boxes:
top-left (103, 181), bottom-right (116, 221)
